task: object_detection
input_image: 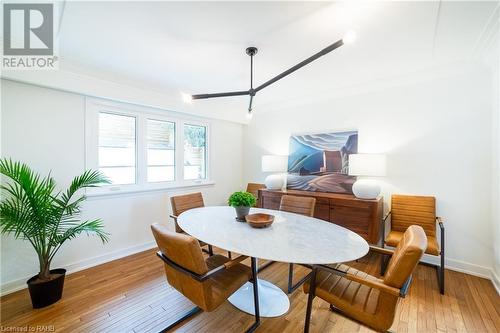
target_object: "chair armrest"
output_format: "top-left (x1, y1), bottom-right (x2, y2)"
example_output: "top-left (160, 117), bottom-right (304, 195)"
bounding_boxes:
top-left (383, 211), bottom-right (392, 222)
top-left (345, 272), bottom-right (401, 297)
top-left (436, 216), bottom-right (444, 228)
top-left (314, 264), bottom-right (401, 297)
top-left (224, 255), bottom-right (249, 269)
top-left (156, 251), bottom-right (247, 282)
top-left (369, 246), bottom-right (394, 256)
top-left (380, 211), bottom-right (392, 244)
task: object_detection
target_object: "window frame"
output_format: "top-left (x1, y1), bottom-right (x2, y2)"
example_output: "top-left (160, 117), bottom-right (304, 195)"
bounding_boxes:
top-left (85, 98), bottom-right (212, 196)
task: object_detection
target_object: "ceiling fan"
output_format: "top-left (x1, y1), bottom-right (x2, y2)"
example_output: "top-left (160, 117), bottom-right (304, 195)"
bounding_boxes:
top-left (183, 31), bottom-right (356, 118)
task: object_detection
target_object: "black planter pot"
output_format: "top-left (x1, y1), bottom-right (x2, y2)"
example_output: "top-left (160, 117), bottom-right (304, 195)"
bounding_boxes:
top-left (27, 268), bottom-right (66, 309)
top-left (234, 206), bottom-right (250, 222)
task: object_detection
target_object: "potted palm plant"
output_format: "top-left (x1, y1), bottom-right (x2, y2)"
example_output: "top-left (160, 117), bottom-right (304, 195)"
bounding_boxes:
top-left (228, 191), bottom-right (256, 221)
top-left (0, 159), bottom-right (110, 308)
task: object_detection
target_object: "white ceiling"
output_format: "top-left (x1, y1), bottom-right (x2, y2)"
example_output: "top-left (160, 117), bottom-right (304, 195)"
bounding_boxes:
top-left (8, 1), bottom-right (500, 122)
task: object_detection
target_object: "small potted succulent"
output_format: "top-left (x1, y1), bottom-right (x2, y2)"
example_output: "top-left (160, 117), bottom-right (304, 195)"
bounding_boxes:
top-left (228, 191), bottom-right (256, 221)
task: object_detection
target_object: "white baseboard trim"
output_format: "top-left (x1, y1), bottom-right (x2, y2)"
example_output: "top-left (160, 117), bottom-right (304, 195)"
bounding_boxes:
top-left (382, 247), bottom-right (499, 294)
top-left (0, 241), bottom-right (157, 297)
top-left (421, 254), bottom-right (492, 279)
top-left (2, 242), bottom-right (499, 296)
top-left (492, 269), bottom-right (500, 295)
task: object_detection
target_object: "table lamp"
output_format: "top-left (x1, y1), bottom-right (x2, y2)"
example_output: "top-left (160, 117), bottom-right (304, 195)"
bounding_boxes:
top-left (261, 155), bottom-right (288, 190)
top-left (348, 154), bottom-right (386, 199)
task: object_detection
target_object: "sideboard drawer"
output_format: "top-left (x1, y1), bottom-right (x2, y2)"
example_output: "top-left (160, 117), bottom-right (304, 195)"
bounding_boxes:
top-left (258, 189), bottom-right (383, 244)
top-left (330, 207), bottom-right (370, 235)
top-left (330, 204), bottom-right (372, 219)
top-left (314, 203), bottom-right (330, 221)
top-left (260, 194), bottom-right (281, 210)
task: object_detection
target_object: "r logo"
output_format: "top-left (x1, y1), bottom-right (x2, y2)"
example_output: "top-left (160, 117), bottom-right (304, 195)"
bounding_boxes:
top-left (3, 3), bottom-right (54, 56)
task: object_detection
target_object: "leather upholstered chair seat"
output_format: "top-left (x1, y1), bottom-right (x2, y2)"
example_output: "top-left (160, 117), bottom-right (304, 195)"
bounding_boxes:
top-left (303, 225), bottom-right (427, 333)
top-left (385, 230), bottom-right (439, 255)
top-left (279, 195), bottom-right (316, 294)
top-left (246, 183), bottom-right (266, 207)
top-left (304, 264), bottom-right (398, 331)
top-left (170, 192), bottom-right (231, 258)
top-left (382, 194), bottom-right (445, 293)
top-left (151, 223), bottom-right (261, 332)
top-left (152, 223), bottom-right (249, 312)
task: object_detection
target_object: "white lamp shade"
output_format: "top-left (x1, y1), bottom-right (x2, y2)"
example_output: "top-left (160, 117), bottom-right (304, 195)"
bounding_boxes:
top-left (348, 154), bottom-right (386, 177)
top-left (262, 155), bottom-right (288, 172)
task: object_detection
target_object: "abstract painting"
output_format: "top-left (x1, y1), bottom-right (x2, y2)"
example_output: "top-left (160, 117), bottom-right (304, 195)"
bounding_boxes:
top-left (286, 131), bottom-right (358, 194)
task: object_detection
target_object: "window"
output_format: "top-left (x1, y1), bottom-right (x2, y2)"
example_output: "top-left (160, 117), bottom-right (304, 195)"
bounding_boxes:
top-left (184, 124), bottom-right (207, 180)
top-left (98, 112), bottom-right (136, 185)
top-left (147, 119), bottom-right (175, 182)
top-left (86, 99), bottom-right (211, 195)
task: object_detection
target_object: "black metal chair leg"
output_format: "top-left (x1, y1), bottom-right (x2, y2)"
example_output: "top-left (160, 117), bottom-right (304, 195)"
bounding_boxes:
top-left (287, 263), bottom-right (310, 294)
top-left (246, 257), bottom-right (260, 333)
top-left (257, 260), bottom-right (275, 273)
top-left (304, 268), bottom-right (317, 333)
top-left (439, 253), bottom-right (445, 294)
top-left (380, 255), bottom-right (388, 276)
top-left (159, 306), bottom-right (201, 332)
top-left (439, 224), bottom-right (445, 294)
top-left (228, 251), bottom-right (232, 259)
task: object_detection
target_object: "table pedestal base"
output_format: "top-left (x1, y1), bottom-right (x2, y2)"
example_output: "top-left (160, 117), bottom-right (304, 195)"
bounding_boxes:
top-left (228, 279), bottom-right (290, 317)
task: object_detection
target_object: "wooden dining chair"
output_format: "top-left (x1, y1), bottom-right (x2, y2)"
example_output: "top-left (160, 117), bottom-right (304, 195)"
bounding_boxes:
top-left (303, 225), bottom-right (427, 333)
top-left (170, 192), bottom-right (231, 258)
top-left (151, 223), bottom-right (260, 332)
top-left (246, 183), bottom-right (266, 207)
top-left (382, 194), bottom-right (445, 294)
top-left (279, 195), bottom-right (316, 293)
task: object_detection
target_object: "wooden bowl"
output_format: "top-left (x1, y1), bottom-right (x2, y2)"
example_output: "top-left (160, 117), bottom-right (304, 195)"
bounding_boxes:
top-left (245, 213), bottom-right (274, 228)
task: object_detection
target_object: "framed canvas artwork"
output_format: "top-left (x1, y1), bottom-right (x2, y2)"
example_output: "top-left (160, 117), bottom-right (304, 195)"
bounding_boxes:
top-left (286, 131), bottom-right (358, 194)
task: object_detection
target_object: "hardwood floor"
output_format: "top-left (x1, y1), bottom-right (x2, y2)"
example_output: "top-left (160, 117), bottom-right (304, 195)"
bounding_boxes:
top-left (1, 249), bottom-right (499, 333)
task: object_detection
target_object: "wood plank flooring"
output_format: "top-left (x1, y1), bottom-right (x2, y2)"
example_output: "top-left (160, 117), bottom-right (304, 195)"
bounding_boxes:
top-left (1, 249), bottom-right (499, 333)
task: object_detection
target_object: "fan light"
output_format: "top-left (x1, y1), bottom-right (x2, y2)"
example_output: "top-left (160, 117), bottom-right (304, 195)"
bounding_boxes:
top-left (181, 92), bottom-right (193, 104)
top-left (343, 31), bottom-right (357, 44)
top-left (246, 110), bottom-right (253, 120)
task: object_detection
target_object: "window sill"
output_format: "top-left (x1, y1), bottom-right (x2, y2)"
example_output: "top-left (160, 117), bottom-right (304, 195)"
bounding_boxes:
top-left (85, 180), bottom-right (216, 199)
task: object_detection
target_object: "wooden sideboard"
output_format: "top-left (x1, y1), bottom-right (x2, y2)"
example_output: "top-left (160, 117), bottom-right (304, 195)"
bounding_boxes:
top-left (258, 189), bottom-right (383, 244)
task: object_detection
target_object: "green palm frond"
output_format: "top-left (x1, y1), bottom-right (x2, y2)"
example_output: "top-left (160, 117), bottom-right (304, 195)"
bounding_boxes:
top-left (0, 158), bottom-right (110, 280)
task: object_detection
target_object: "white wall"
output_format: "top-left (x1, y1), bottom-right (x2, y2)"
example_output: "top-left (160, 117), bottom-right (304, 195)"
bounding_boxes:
top-left (0, 80), bottom-right (244, 294)
top-left (243, 63), bottom-right (495, 278)
top-left (484, 31), bottom-right (500, 291)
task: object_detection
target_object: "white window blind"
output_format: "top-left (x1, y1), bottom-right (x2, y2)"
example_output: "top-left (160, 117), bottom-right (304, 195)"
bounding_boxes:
top-left (147, 119), bottom-right (175, 182)
top-left (98, 112), bottom-right (136, 185)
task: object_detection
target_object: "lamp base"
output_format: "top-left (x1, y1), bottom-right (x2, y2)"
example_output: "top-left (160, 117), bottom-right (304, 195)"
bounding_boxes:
top-left (352, 179), bottom-right (380, 200)
top-left (265, 174), bottom-right (284, 190)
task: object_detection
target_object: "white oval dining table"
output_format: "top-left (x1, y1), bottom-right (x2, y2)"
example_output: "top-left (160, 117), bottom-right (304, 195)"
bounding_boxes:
top-left (178, 206), bottom-right (369, 318)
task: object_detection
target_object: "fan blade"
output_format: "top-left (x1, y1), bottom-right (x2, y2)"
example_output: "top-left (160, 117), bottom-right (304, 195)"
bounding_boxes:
top-left (191, 90), bottom-right (250, 99)
top-left (248, 95), bottom-right (254, 111)
top-left (255, 39), bottom-right (344, 92)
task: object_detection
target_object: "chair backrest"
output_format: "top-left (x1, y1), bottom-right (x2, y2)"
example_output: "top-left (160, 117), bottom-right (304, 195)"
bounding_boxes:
top-left (391, 194), bottom-right (436, 236)
top-left (383, 225), bottom-right (427, 288)
top-left (246, 183), bottom-right (266, 207)
top-left (151, 223), bottom-right (210, 308)
top-left (170, 192), bottom-right (205, 232)
top-left (279, 195), bottom-right (316, 217)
